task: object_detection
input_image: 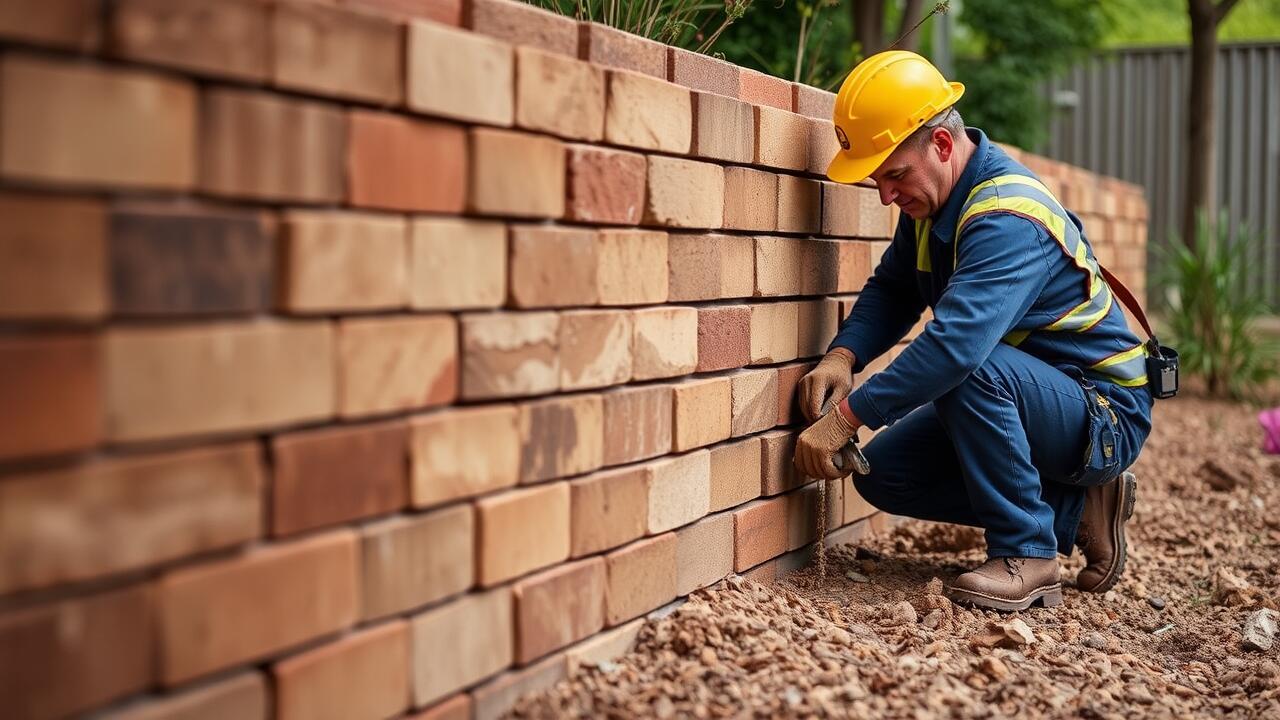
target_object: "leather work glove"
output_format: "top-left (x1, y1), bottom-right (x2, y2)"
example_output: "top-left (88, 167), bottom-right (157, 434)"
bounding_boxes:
top-left (798, 348), bottom-right (855, 422)
top-left (795, 404), bottom-right (858, 480)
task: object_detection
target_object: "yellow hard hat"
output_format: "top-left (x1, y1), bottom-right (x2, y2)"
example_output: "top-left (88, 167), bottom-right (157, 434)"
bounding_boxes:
top-left (827, 50), bottom-right (965, 184)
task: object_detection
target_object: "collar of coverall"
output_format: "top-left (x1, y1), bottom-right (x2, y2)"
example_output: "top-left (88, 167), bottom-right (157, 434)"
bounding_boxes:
top-left (923, 126), bottom-right (992, 245)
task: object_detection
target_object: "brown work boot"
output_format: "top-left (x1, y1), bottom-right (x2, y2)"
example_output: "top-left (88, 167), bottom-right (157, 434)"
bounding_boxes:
top-left (945, 557), bottom-right (1063, 611)
top-left (1075, 471), bottom-right (1138, 593)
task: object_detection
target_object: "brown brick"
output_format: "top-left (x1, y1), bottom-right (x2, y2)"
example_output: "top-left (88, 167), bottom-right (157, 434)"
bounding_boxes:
top-left (709, 436), bottom-right (761, 511)
top-left (1, 54), bottom-right (195, 189)
top-left (158, 531), bottom-right (359, 684)
top-left (343, 0), bottom-right (458, 23)
top-left (604, 533), bottom-right (677, 625)
top-left (604, 70), bottom-right (691, 153)
top-left (579, 22), bottom-right (665, 77)
top-left (564, 619), bottom-right (642, 675)
top-left (777, 175), bottom-right (822, 234)
top-left (0, 193), bottom-right (106, 320)
top-left (632, 305), bottom-right (698, 380)
top-left (730, 367), bottom-right (779, 437)
top-left (516, 45), bottom-right (605, 140)
top-left (110, 0), bottom-right (269, 82)
top-left (272, 421), bottom-right (406, 537)
top-left (272, 1), bottom-right (401, 103)
top-left (601, 384), bottom-right (673, 466)
top-left (475, 483), bottom-right (570, 586)
top-left (0, 585), bottom-right (153, 720)
top-left (471, 654), bottom-right (566, 720)
top-left (793, 83), bottom-right (835, 120)
top-left (467, 0), bottom-right (577, 55)
top-left (798, 237), bottom-right (842, 295)
top-left (460, 311), bottom-right (559, 400)
top-left (668, 233), bottom-right (754, 301)
top-left (0, 0), bottom-right (99, 51)
top-left (843, 478), bottom-right (878, 522)
top-left (410, 695), bottom-right (471, 720)
top-left (733, 497), bottom-right (787, 571)
top-left (274, 621), bottom-right (410, 720)
top-left (570, 466), bottom-right (647, 558)
top-left (509, 225), bottom-right (599, 308)
top-left (822, 181), bottom-right (893, 238)
top-left (105, 321), bottom-right (334, 443)
top-left (696, 305), bottom-right (751, 373)
top-left (723, 167), bottom-right (779, 232)
top-left (754, 236), bottom-right (804, 297)
top-left (337, 315), bottom-right (457, 417)
top-left (361, 506), bottom-right (472, 620)
top-left (644, 156), bottom-right (724, 229)
top-left (837, 240), bottom-right (873, 292)
top-left (560, 310), bottom-right (632, 390)
top-left (407, 19), bottom-right (513, 125)
top-left (98, 672), bottom-right (266, 720)
top-left (797, 298), bottom-right (840, 359)
top-left (200, 87), bottom-right (344, 203)
top-left (0, 334), bottom-right (100, 461)
top-left (750, 301), bottom-right (800, 364)
top-left (775, 361), bottom-right (814, 425)
top-left (410, 405), bottom-right (519, 507)
top-left (646, 450), bottom-right (711, 534)
top-left (672, 377), bottom-right (731, 452)
top-left (761, 429), bottom-right (803, 496)
top-left (469, 128), bottom-right (566, 218)
top-left (514, 558), bottom-right (605, 664)
top-left (740, 558), bottom-right (777, 584)
top-left (739, 67), bottom-right (791, 111)
top-left (597, 229), bottom-right (669, 305)
top-left (411, 588), bottom-right (512, 707)
top-left (754, 106), bottom-right (808, 171)
top-left (786, 481), bottom-right (830, 551)
top-left (667, 46), bottom-right (738, 97)
top-left (691, 91), bottom-right (754, 163)
top-left (518, 393), bottom-right (603, 483)
top-left (675, 512), bottom-right (734, 596)
top-left (565, 145), bottom-right (646, 225)
top-left (409, 217), bottom-right (506, 310)
top-left (278, 209), bottom-right (406, 312)
top-left (808, 117), bottom-right (841, 175)
top-left (348, 111), bottom-right (466, 213)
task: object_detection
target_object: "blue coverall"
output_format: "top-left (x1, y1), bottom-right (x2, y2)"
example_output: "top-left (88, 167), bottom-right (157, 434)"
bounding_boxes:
top-left (829, 128), bottom-right (1154, 559)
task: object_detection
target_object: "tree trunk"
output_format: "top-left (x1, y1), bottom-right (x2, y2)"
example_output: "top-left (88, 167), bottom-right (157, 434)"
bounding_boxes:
top-left (852, 0), bottom-right (885, 58)
top-left (1183, 0), bottom-right (1218, 247)
top-left (895, 0), bottom-right (926, 52)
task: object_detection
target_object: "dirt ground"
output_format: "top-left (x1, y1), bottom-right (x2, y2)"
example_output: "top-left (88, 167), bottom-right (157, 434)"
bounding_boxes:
top-left (509, 396), bottom-right (1280, 718)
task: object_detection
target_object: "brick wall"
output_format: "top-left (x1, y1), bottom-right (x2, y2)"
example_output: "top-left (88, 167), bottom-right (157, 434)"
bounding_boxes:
top-left (0, 1), bottom-right (1150, 718)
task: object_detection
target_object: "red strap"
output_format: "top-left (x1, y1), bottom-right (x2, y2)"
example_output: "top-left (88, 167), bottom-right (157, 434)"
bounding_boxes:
top-left (1097, 262), bottom-right (1158, 343)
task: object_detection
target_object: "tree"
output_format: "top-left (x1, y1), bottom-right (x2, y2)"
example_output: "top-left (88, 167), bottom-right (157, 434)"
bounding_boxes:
top-left (1182, 0), bottom-right (1241, 247)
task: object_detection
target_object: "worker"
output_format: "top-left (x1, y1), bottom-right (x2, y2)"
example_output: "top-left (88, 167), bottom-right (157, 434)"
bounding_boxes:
top-left (795, 50), bottom-right (1154, 611)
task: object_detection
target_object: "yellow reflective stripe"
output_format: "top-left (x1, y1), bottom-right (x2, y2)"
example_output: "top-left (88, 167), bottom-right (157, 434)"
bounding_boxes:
top-left (966, 174), bottom-right (1059, 205)
top-left (959, 195), bottom-right (1068, 244)
top-left (1091, 343), bottom-right (1145, 371)
top-left (1046, 275), bottom-right (1113, 332)
top-left (915, 218), bottom-right (932, 272)
top-left (1003, 329), bottom-right (1031, 346)
top-left (1088, 344), bottom-right (1149, 387)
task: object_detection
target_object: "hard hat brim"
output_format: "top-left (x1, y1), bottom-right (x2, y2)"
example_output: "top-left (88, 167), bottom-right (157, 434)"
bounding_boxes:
top-left (825, 145), bottom-right (895, 185)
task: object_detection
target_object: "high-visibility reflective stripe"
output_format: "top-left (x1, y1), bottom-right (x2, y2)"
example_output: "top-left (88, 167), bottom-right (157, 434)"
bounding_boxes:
top-left (1003, 329), bottom-right (1031, 346)
top-left (1088, 344), bottom-right (1149, 387)
top-left (915, 218), bottom-right (932, 272)
top-left (1046, 272), bottom-right (1113, 332)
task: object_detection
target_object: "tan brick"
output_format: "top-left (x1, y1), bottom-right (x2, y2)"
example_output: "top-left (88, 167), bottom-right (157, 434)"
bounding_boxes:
top-left (605, 534), bottom-right (677, 625)
top-left (870, 239), bottom-right (891, 268)
top-left (411, 588), bottom-right (512, 707)
top-left (797, 298), bottom-right (840, 358)
top-left (597, 229), bottom-right (669, 305)
top-left (667, 46), bottom-right (738, 97)
top-left (672, 376), bottom-right (732, 452)
top-left (775, 361), bottom-right (815, 426)
top-left (158, 531), bottom-right (359, 684)
top-left (808, 117), bottom-right (841, 175)
top-left (360, 505), bottom-right (472, 620)
top-left (272, 1), bottom-right (401, 103)
top-left (739, 67), bottom-right (791, 111)
top-left (0, 334), bottom-right (101, 461)
top-left (843, 478), bottom-right (878, 522)
top-left (753, 106), bottom-right (808, 171)
top-left (274, 621), bottom-right (409, 720)
top-left (777, 175), bottom-right (822, 234)
top-left (696, 305), bottom-right (751, 373)
top-left (826, 477), bottom-right (845, 529)
top-left (754, 236), bottom-right (804, 297)
top-left (470, 128), bottom-right (566, 218)
top-left (750, 301), bottom-right (800, 364)
top-left (460, 311), bottom-right (559, 400)
top-left (105, 321), bottom-right (334, 443)
top-left (516, 46), bottom-right (604, 140)
top-left (109, 0), bottom-right (267, 82)
top-left (0, 585), bottom-right (153, 720)
top-left (601, 384), bottom-right (673, 466)
top-left (691, 91), bottom-right (754, 163)
top-left (518, 393), bottom-right (604, 483)
top-left (467, 0), bottom-right (577, 55)
top-left (761, 429), bottom-right (803, 496)
top-left (471, 654), bottom-right (566, 720)
top-left (410, 405), bottom-right (519, 507)
top-left (786, 482), bottom-right (830, 551)
top-left (348, 111), bottom-right (467, 213)
top-left (822, 181), bottom-right (893, 238)
top-left (409, 217), bottom-right (506, 310)
top-left (278, 210), bottom-right (406, 312)
top-left (740, 558), bottom-right (777, 584)
top-left (723, 167), bottom-right (779, 232)
top-left (514, 558), bottom-right (605, 664)
top-left (579, 22), bottom-right (665, 77)
top-left (200, 87), bottom-right (345, 203)
top-left (409, 695), bottom-right (470, 720)
top-left (0, 193), bottom-right (106, 320)
top-left (0, 0), bottom-right (99, 51)
top-left (509, 225), bottom-right (599, 308)
top-left (632, 305), bottom-right (698, 380)
top-left (604, 69), bottom-right (691, 153)
top-left (569, 466), bottom-right (647, 558)
top-left (644, 155), bottom-right (724, 228)
top-left (793, 83), bottom-right (835, 120)
top-left (98, 672), bottom-right (266, 720)
top-left (565, 145), bottom-right (647, 225)
top-left (564, 618), bottom-right (643, 675)
top-left (1, 54), bottom-right (195, 189)
top-left (668, 233), bottom-right (754, 301)
top-left (475, 483), bottom-right (570, 586)
top-left (731, 367), bottom-right (779, 437)
top-left (407, 19), bottom-right (513, 125)
top-left (675, 512), bottom-right (734, 596)
top-left (646, 450), bottom-right (711, 534)
top-left (709, 436), bottom-right (761, 511)
top-left (837, 239), bottom-right (873, 292)
top-left (560, 309), bottom-right (632, 390)
top-left (733, 497), bottom-right (787, 571)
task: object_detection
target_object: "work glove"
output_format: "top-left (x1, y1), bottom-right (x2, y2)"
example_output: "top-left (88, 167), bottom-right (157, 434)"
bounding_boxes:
top-left (798, 349), bottom-right (855, 422)
top-left (795, 404), bottom-right (857, 480)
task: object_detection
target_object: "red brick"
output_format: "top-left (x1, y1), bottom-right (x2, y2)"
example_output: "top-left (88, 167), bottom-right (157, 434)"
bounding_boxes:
top-left (675, 512), bottom-right (734, 596)
top-left (667, 46), bottom-right (738, 97)
top-left (409, 217), bottom-right (507, 310)
top-left (754, 236), bottom-right (804, 297)
top-left (348, 112), bottom-right (466, 213)
top-left (672, 377), bottom-right (731, 451)
top-left (342, 0), bottom-right (460, 24)
top-left (469, 127), bottom-right (566, 218)
top-left (570, 466), bottom-right (648, 558)
top-left (822, 181), bottom-right (893, 238)
top-left (604, 70), bottom-right (691, 153)
top-left (709, 436), bottom-right (761, 511)
top-left (0, 193), bottom-right (106, 320)
top-left (337, 315), bottom-right (457, 417)
top-left (733, 497), bottom-right (787, 571)
top-left (509, 225), bottom-right (599, 308)
top-left (460, 311), bottom-right (559, 400)
top-left (761, 429), bottom-right (803, 496)
top-left (723, 167), bottom-right (779, 231)
top-left (808, 117), bottom-right (841, 175)
top-left (517, 393), bottom-right (604, 483)
top-left (272, 421), bottom-right (407, 537)
top-left (754, 106), bottom-right (809, 171)
top-left (409, 405), bottom-right (519, 507)
top-left (407, 18), bottom-right (514, 125)
top-left (739, 67), bottom-right (791, 111)
top-left (787, 482), bottom-right (838, 549)
top-left (514, 558), bottom-right (605, 664)
top-left (775, 361), bottom-right (815, 425)
top-left (272, 1), bottom-right (402, 104)
top-left (0, 585), bottom-right (153, 720)
top-left (0, 334), bottom-right (100, 461)
top-left (597, 229), bottom-right (669, 305)
top-left (110, 0), bottom-right (269, 82)
top-left (278, 210), bottom-right (407, 312)
top-left (777, 175), bottom-right (822, 233)
top-left (730, 367), bottom-right (779, 437)
top-left (0, 0), bottom-right (99, 51)
top-left (467, 0), bottom-right (577, 55)
top-left (604, 533), bottom-right (677, 625)
top-left (516, 46), bottom-right (604, 140)
top-left (475, 483), bottom-right (570, 586)
top-left (471, 653), bottom-right (566, 720)
top-left (837, 240), bottom-right (873, 292)
top-left (565, 144), bottom-right (646, 225)
top-left (409, 695), bottom-right (471, 720)
top-left (668, 233), bottom-right (754, 301)
top-left (691, 91), bottom-right (754, 163)
top-left (560, 309), bottom-right (632, 390)
top-left (601, 384), bottom-right (673, 466)
top-left (750, 301), bottom-right (800, 364)
top-left (696, 305), bottom-right (751, 373)
top-left (632, 305), bottom-right (698, 380)
top-left (793, 83), bottom-right (835, 120)
top-left (273, 622), bottom-right (410, 720)
top-left (798, 298), bottom-right (840, 359)
top-left (411, 588), bottom-right (512, 706)
top-left (564, 619), bottom-right (642, 675)
top-left (646, 450), bottom-right (711, 534)
top-left (98, 672), bottom-right (266, 720)
top-left (579, 22), bottom-right (665, 77)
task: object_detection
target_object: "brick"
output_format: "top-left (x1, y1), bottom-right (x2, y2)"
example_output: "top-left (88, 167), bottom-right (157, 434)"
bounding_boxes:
top-left (471, 654), bottom-right (566, 720)
top-left (675, 512), bottom-right (734, 596)
top-left (646, 450), bottom-right (711, 534)
top-left (827, 477), bottom-right (845, 528)
top-left (516, 46), bottom-right (604, 140)
top-left (691, 91), bottom-right (754, 163)
top-left (158, 531), bottom-right (359, 684)
top-left (753, 106), bottom-right (808, 171)
top-left (667, 46), bottom-right (738, 97)
top-left (843, 478), bottom-right (878, 522)
top-left (822, 181), bottom-right (893, 238)
top-left (407, 19), bottom-right (513, 125)
top-left (837, 240), bottom-right (873, 292)
top-left (409, 218), bottom-right (506, 309)
top-left (411, 588), bottom-right (512, 706)
top-left (797, 298), bottom-right (839, 358)
top-left (709, 436), bottom-right (761, 511)
top-left (605, 534), bottom-right (677, 625)
top-left (750, 301), bottom-right (800, 364)
top-left (808, 117), bottom-right (841, 175)
top-left (824, 516), bottom-right (869, 548)
top-left (577, 22), bottom-right (664, 77)
top-left (98, 672), bottom-right (266, 720)
top-left (337, 315), bottom-right (457, 417)
top-left (467, 0), bottom-right (577, 55)
top-left (272, 1), bottom-right (401, 103)
top-left (601, 384), bottom-right (673, 466)
top-left (518, 393), bottom-right (604, 483)
top-left (475, 483), bottom-right (570, 586)
top-left (668, 233), bottom-right (754, 301)
top-left (1, 54), bottom-right (195, 189)
top-left (410, 405), bottom-right (519, 507)
top-left (105, 321), bottom-right (334, 443)
top-left (604, 70), bottom-right (691, 153)
top-left (509, 225), bottom-right (598, 308)
top-left (723, 167), bottom-right (779, 231)
top-left (0, 334), bottom-right (99, 461)
top-left (777, 175), bottom-right (822, 233)
top-left (272, 421), bottom-right (407, 537)
top-left (200, 88), bottom-right (344, 203)
top-left (348, 111), bottom-right (466, 212)
top-left (110, 0), bottom-right (269, 82)
top-left (730, 367), bottom-right (779, 437)
top-left (410, 695), bottom-right (471, 720)
top-left (459, 311), bottom-right (559, 400)
top-left (597, 229), bottom-right (669, 305)
top-left (278, 209), bottom-right (406, 312)
top-left (565, 145), bottom-right (646, 225)
top-left (787, 481), bottom-right (837, 550)
top-left (470, 127), bottom-right (566, 218)
top-left (560, 310), bottom-right (632, 390)
top-left (775, 361), bottom-right (814, 425)
top-left (0, 193), bottom-right (106, 320)
top-left (644, 156), bottom-right (725, 229)
top-left (632, 305), bottom-right (698, 380)
top-left (0, 585), bottom-right (153, 720)
top-left (870, 239), bottom-right (891, 268)
top-left (564, 619), bottom-right (642, 674)
top-left (761, 429), bottom-right (804, 496)
top-left (740, 558), bottom-right (777, 584)
top-left (0, 0), bottom-right (99, 50)
top-left (754, 236), bottom-right (804, 297)
top-left (797, 238), bottom-right (841, 296)
top-left (343, 0), bottom-right (459, 23)
top-left (514, 558), bottom-right (605, 663)
top-left (696, 305), bottom-right (751, 373)
top-left (732, 497), bottom-right (788, 571)
top-left (739, 67), bottom-right (791, 111)
top-left (793, 83), bottom-right (835, 120)
top-left (570, 466), bottom-right (647, 558)
top-left (672, 377), bottom-right (731, 451)
top-left (274, 622), bottom-right (410, 720)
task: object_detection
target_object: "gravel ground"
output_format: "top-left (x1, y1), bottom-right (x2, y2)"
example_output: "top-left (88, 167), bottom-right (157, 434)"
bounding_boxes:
top-left (509, 396), bottom-right (1280, 718)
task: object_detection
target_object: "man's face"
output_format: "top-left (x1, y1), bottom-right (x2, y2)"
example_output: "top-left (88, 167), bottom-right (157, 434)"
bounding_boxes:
top-left (868, 129), bottom-right (954, 220)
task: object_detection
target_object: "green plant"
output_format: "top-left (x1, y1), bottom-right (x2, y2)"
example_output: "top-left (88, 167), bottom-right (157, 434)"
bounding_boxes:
top-left (1159, 210), bottom-right (1279, 399)
top-left (534, 0), bottom-right (753, 53)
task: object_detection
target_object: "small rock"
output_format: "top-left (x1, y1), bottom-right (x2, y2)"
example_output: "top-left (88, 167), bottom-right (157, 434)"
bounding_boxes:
top-left (783, 686), bottom-right (803, 708)
top-left (980, 655), bottom-right (1010, 681)
top-left (1147, 595), bottom-right (1166, 610)
top-left (1201, 458), bottom-right (1246, 491)
top-left (887, 601), bottom-right (917, 626)
top-left (1103, 590), bottom-right (1118, 602)
top-left (845, 570), bottom-right (869, 583)
top-left (1243, 609), bottom-right (1279, 652)
top-left (1126, 684), bottom-right (1156, 704)
top-left (700, 647), bottom-right (718, 665)
top-left (655, 696), bottom-right (675, 719)
top-left (922, 609), bottom-right (944, 630)
top-left (1213, 567), bottom-right (1253, 606)
top-left (1082, 632), bottom-right (1108, 650)
top-left (1001, 619), bottom-right (1037, 646)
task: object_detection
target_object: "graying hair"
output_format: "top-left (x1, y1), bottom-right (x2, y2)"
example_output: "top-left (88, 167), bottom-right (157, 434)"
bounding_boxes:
top-left (903, 105), bottom-right (965, 150)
